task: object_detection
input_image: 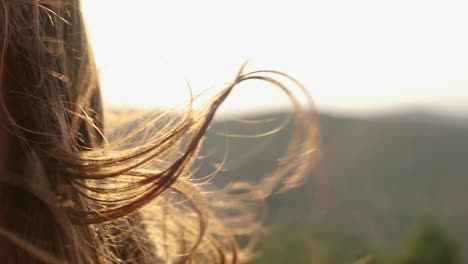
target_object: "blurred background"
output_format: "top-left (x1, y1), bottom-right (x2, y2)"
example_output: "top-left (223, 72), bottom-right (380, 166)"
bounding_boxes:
top-left (84, 0), bottom-right (468, 263)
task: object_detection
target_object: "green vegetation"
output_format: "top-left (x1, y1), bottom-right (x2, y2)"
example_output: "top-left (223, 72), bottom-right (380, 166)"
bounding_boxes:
top-left (249, 227), bottom-right (383, 264)
top-left (249, 214), bottom-right (461, 264)
top-left (399, 214), bottom-right (461, 264)
top-left (249, 227), bottom-right (313, 264)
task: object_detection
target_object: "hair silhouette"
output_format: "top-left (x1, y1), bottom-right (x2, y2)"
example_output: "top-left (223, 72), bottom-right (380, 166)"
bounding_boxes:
top-left (0, 1), bottom-right (319, 263)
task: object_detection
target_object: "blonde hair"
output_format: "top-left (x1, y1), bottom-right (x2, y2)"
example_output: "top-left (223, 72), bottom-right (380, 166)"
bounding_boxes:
top-left (0, 1), bottom-right (319, 263)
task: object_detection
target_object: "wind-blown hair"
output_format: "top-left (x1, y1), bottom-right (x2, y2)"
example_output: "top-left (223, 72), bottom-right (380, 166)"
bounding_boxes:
top-left (0, 0), bottom-right (319, 263)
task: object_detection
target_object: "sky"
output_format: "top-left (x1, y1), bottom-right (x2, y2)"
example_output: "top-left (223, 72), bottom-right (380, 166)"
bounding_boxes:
top-left (82, 0), bottom-right (468, 116)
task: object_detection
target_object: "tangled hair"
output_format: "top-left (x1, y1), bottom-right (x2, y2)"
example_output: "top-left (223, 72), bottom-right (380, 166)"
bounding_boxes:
top-left (0, 0), bottom-right (319, 263)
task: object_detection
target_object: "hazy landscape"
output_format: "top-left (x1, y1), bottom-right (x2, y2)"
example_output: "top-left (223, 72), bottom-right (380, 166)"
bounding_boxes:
top-left (195, 109), bottom-right (468, 263)
top-left (108, 108), bottom-right (468, 263)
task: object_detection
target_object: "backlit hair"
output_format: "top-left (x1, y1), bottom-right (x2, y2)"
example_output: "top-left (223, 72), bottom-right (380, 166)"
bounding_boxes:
top-left (0, 1), bottom-right (319, 263)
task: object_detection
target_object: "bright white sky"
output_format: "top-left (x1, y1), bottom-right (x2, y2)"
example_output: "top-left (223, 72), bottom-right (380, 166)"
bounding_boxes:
top-left (82, 0), bottom-right (468, 116)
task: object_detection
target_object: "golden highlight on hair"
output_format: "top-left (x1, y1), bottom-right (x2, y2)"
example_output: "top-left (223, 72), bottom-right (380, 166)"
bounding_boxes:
top-left (0, 0), bottom-right (320, 263)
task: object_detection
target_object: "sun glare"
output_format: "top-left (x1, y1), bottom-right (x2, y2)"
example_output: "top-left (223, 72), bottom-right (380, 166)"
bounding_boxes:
top-left (82, 0), bottom-right (468, 115)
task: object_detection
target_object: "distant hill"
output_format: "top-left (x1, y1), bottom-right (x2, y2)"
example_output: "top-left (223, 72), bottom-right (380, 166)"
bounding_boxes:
top-left (106, 108), bottom-right (468, 258)
top-left (194, 110), bottom-right (468, 252)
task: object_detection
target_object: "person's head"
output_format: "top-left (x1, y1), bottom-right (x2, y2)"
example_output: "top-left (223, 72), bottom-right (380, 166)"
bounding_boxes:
top-left (0, 1), bottom-right (104, 262)
top-left (0, 1), bottom-right (318, 263)
top-left (0, 0), bottom-right (103, 149)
